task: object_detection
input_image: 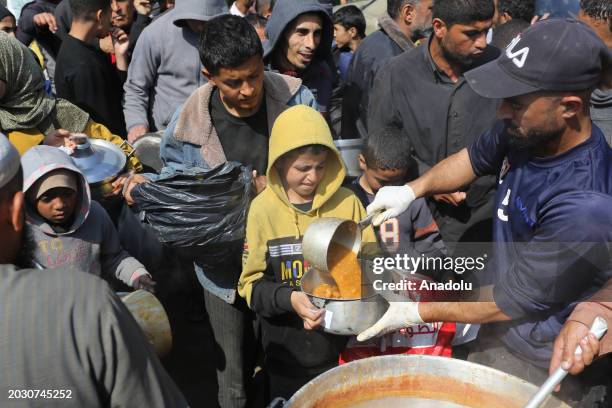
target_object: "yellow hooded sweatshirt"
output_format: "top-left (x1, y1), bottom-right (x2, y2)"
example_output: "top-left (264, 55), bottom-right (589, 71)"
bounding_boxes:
top-left (238, 105), bottom-right (375, 377)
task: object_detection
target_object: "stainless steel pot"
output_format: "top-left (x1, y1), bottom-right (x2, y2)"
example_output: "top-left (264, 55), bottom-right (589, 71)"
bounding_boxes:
top-left (300, 265), bottom-right (387, 336)
top-left (132, 132), bottom-right (163, 173)
top-left (119, 290), bottom-right (172, 357)
top-left (69, 135), bottom-right (128, 199)
top-left (286, 355), bottom-right (569, 408)
top-left (302, 213), bottom-right (378, 274)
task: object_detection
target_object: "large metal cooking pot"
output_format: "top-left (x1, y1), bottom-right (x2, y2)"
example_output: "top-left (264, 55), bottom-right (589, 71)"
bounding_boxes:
top-left (69, 135), bottom-right (129, 199)
top-left (286, 355), bottom-right (569, 408)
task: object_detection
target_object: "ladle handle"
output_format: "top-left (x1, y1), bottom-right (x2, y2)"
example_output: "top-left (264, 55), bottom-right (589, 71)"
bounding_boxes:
top-left (357, 210), bottom-right (383, 230)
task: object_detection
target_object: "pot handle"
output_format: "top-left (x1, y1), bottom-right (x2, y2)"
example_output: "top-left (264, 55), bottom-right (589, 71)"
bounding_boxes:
top-left (120, 139), bottom-right (137, 159)
top-left (310, 296), bottom-right (327, 309)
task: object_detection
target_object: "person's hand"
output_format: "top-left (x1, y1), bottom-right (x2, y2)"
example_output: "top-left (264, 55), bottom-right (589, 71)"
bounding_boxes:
top-left (252, 170), bottom-right (267, 194)
top-left (43, 129), bottom-right (72, 147)
top-left (33, 12), bottom-right (57, 32)
top-left (122, 174), bottom-right (149, 205)
top-left (433, 191), bottom-right (467, 207)
top-left (133, 274), bottom-right (156, 293)
top-left (291, 291), bottom-right (324, 330)
top-left (549, 321), bottom-right (600, 391)
top-left (127, 124), bottom-right (149, 143)
top-left (111, 28), bottom-right (130, 57)
top-left (366, 185), bottom-right (416, 226)
top-left (357, 301), bottom-right (424, 342)
top-left (99, 35), bottom-right (114, 54)
top-left (133, 0), bottom-right (152, 15)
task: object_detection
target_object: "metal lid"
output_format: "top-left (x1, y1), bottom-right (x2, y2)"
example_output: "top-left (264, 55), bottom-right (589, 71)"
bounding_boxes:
top-left (70, 136), bottom-right (126, 184)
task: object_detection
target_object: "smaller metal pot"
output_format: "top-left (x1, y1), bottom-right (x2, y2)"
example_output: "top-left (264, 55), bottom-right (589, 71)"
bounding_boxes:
top-left (300, 262), bottom-right (388, 336)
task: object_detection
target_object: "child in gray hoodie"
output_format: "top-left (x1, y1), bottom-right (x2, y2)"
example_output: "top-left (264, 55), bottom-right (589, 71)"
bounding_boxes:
top-left (21, 145), bottom-right (155, 291)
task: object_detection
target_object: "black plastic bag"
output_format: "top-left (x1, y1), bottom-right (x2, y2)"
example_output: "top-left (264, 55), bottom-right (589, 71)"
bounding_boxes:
top-left (131, 162), bottom-right (253, 249)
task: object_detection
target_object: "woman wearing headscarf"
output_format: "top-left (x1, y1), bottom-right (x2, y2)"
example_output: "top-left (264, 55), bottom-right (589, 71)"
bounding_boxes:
top-left (0, 32), bottom-right (141, 171)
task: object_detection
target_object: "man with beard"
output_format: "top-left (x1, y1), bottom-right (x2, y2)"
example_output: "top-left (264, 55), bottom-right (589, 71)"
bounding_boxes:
top-left (0, 135), bottom-right (188, 407)
top-left (264, 0), bottom-right (334, 115)
top-left (359, 19), bottom-right (612, 406)
top-left (342, 0), bottom-right (433, 139)
top-left (368, 0), bottom-right (500, 249)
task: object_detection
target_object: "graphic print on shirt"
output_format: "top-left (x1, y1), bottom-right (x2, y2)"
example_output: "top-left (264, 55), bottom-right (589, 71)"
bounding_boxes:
top-left (497, 188), bottom-right (511, 222)
top-left (267, 237), bottom-right (310, 288)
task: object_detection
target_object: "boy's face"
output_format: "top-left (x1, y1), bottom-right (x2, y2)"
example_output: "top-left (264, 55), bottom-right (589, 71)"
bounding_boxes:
top-left (204, 55), bottom-right (265, 117)
top-left (277, 150), bottom-right (328, 203)
top-left (359, 154), bottom-right (408, 194)
top-left (333, 23), bottom-right (353, 49)
top-left (36, 187), bottom-right (77, 225)
top-left (0, 16), bottom-right (16, 37)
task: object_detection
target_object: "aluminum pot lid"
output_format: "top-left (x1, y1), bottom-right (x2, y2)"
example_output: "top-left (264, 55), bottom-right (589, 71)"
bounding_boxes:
top-left (70, 137), bottom-right (126, 184)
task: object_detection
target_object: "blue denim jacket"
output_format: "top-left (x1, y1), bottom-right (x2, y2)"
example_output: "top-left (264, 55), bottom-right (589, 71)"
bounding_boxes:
top-left (154, 74), bottom-right (317, 303)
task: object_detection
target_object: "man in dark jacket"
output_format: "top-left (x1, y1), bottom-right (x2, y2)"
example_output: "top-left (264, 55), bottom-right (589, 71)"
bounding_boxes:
top-left (368, 0), bottom-right (500, 247)
top-left (264, 0), bottom-right (333, 115)
top-left (342, 0), bottom-right (433, 139)
top-left (578, 0), bottom-right (612, 144)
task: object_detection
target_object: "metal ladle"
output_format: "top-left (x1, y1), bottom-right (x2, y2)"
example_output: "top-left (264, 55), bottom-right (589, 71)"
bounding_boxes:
top-left (302, 212), bottom-right (378, 274)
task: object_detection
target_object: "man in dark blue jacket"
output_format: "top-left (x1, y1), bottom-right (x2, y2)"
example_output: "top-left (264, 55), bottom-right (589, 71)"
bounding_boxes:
top-left (341, 0), bottom-right (433, 139)
top-left (359, 19), bottom-right (612, 406)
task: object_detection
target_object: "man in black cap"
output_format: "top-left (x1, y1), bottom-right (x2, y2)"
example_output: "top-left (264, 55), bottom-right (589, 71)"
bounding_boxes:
top-left (359, 19), bottom-right (612, 405)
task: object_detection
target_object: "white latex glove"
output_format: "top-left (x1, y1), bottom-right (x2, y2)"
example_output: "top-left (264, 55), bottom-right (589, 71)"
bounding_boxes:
top-left (357, 301), bottom-right (424, 342)
top-left (366, 185), bottom-right (416, 226)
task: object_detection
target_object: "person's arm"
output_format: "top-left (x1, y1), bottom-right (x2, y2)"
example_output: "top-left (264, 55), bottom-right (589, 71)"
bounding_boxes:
top-left (367, 121), bottom-right (507, 225)
top-left (123, 26), bottom-right (158, 139)
top-left (96, 203), bottom-right (152, 288)
top-left (549, 279), bottom-right (612, 377)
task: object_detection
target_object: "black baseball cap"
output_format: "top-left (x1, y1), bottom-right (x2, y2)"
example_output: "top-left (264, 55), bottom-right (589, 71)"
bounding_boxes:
top-left (465, 18), bottom-right (611, 99)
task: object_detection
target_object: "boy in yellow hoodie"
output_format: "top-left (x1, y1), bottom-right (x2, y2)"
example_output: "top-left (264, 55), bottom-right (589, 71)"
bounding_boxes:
top-left (238, 105), bottom-right (376, 401)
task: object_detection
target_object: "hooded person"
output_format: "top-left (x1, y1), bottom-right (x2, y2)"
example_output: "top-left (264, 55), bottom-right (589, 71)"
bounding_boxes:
top-left (238, 105), bottom-right (376, 401)
top-left (123, 0), bottom-right (228, 142)
top-left (0, 32), bottom-right (142, 171)
top-left (263, 0), bottom-right (334, 115)
top-left (21, 145), bottom-right (154, 290)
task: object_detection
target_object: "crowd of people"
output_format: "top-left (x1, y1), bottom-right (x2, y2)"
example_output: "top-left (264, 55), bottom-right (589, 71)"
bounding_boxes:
top-left (0, 0), bottom-right (611, 407)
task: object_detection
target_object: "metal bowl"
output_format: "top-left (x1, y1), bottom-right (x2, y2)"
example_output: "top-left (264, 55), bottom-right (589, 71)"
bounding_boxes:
top-left (301, 262), bottom-right (388, 336)
top-left (286, 354), bottom-right (569, 408)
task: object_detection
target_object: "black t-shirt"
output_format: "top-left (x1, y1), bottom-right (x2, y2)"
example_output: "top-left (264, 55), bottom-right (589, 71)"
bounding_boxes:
top-left (210, 89), bottom-right (269, 174)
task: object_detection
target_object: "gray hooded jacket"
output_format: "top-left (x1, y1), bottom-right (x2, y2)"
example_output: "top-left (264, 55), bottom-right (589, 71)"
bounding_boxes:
top-left (591, 88), bottom-right (612, 146)
top-left (264, 0), bottom-right (334, 113)
top-left (21, 146), bottom-right (147, 286)
top-left (123, 0), bottom-right (228, 133)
